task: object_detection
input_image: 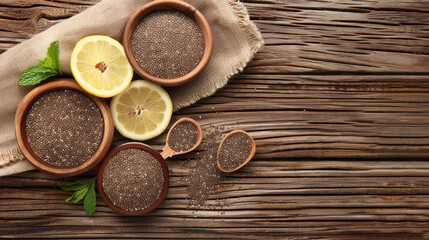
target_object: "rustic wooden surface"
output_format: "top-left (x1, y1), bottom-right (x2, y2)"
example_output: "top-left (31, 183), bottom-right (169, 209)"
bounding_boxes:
top-left (2, 0), bottom-right (429, 239)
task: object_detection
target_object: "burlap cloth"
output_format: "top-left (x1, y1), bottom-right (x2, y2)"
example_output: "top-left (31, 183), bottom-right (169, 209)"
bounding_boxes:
top-left (0, 0), bottom-right (263, 177)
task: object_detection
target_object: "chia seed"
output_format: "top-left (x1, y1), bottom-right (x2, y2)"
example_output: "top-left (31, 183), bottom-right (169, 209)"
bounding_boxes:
top-left (168, 122), bottom-right (199, 152)
top-left (131, 10), bottom-right (205, 79)
top-left (218, 133), bottom-right (252, 171)
top-left (102, 148), bottom-right (164, 212)
top-left (185, 130), bottom-right (224, 207)
top-left (25, 89), bottom-right (104, 167)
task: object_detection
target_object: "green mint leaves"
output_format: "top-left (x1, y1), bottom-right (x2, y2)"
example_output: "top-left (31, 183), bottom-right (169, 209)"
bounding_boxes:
top-left (38, 40), bottom-right (62, 75)
top-left (18, 40), bottom-right (62, 85)
top-left (58, 177), bottom-right (97, 216)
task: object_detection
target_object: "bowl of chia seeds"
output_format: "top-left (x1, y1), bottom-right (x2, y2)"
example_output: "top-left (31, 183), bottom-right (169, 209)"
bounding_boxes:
top-left (15, 78), bottom-right (114, 177)
top-left (123, 0), bottom-right (213, 86)
top-left (97, 142), bottom-right (169, 215)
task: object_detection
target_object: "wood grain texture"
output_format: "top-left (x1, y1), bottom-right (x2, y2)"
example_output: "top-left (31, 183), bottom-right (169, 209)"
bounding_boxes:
top-left (247, 0), bottom-right (429, 73)
top-left (2, 0), bottom-right (429, 239)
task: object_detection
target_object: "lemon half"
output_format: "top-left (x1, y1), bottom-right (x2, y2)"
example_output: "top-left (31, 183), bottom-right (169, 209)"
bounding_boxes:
top-left (110, 80), bottom-right (173, 141)
top-left (70, 35), bottom-right (133, 98)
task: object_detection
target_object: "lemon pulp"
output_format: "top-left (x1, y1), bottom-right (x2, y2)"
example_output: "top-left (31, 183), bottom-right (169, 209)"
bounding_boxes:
top-left (110, 80), bottom-right (173, 141)
top-left (70, 35), bottom-right (133, 98)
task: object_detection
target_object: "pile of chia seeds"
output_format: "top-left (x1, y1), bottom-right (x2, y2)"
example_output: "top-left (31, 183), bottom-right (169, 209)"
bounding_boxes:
top-left (168, 122), bottom-right (199, 152)
top-left (218, 133), bottom-right (252, 171)
top-left (131, 10), bottom-right (205, 79)
top-left (184, 128), bottom-right (225, 208)
top-left (25, 89), bottom-right (104, 167)
top-left (102, 148), bottom-right (164, 212)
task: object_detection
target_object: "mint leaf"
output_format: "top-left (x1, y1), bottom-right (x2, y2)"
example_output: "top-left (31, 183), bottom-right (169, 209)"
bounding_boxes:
top-left (18, 65), bottom-right (56, 85)
top-left (38, 41), bottom-right (62, 75)
top-left (65, 187), bottom-right (89, 203)
top-left (18, 40), bottom-right (62, 86)
top-left (84, 181), bottom-right (96, 216)
top-left (58, 178), bottom-right (95, 191)
top-left (59, 177), bottom-right (97, 216)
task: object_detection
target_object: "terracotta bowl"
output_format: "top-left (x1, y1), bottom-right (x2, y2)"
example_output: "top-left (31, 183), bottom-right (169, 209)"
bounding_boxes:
top-left (97, 142), bottom-right (169, 215)
top-left (123, 0), bottom-right (213, 86)
top-left (15, 78), bottom-right (114, 177)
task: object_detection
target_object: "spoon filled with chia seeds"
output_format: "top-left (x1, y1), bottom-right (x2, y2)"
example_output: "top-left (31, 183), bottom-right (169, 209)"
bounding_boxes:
top-left (161, 117), bottom-right (202, 159)
top-left (217, 130), bottom-right (256, 173)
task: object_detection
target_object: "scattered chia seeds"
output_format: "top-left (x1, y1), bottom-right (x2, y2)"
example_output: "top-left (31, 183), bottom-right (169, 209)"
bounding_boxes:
top-left (185, 130), bottom-right (224, 207)
top-left (102, 148), bottom-right (164, 212)
top-left (168, 122), bottom-right (199, 152)
top-left (131, 10), bottom-right (205, 79)
top-left (25, 89), bottom-right (104, 167)
top-left (218, 133), bottom-right (252, 171)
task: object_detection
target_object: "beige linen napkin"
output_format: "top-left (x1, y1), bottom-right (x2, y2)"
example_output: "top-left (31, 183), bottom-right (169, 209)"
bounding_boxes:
top-left (0, 0), bottom-right (263, 177)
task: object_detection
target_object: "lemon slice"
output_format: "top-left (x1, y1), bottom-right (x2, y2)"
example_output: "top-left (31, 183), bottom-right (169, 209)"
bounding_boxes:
top-left (70, 35), bottom-right (133, 98)
top-left (110, 80), bottom-right (173, 141)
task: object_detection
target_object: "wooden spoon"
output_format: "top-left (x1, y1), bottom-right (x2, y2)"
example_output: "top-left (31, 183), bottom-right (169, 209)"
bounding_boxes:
top-left (217, 130), bottom-right (256, 173)
top-left (161, 117), bottom-right (202, 159)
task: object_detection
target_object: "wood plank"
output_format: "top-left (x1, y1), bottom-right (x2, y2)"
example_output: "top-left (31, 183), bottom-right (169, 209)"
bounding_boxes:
top-left (2, 187), bottom-right (429, 238)
top-left (2, 160), bottom-right (429, 238)
top-left (245, 0), bottom-right (429, 73)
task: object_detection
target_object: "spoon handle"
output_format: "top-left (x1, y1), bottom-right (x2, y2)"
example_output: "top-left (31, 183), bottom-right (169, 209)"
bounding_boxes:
top-left (161, 146), bottom-right (175, 159)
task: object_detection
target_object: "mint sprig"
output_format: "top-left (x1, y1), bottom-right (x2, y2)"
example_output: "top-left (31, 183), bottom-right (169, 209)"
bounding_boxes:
top-left (58, 177), bottom-right (97, 216)
top-left (18, 40), bottom-right (62, 85)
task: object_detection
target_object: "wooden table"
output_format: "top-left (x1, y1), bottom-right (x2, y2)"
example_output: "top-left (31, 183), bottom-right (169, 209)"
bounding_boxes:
top-left (2, 0), bottom-right (429, 239)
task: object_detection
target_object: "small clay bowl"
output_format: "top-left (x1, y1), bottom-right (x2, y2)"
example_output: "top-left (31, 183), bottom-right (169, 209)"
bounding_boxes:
top-left (97, 142), bottom-right (169, 215)
top-left (217, 130), bottom-right (256, 173)
top-left (15, 78), bottom-right (114, 177)
top-left (161, 117), bottom-right (202, 159)
top-left (123, 0), bottom-right (213, 86)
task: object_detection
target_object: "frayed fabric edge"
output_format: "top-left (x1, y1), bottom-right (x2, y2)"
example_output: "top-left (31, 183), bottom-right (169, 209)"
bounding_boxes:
top-left (0, 147), bottom-right (35, 177)
top-left (174, 0), bottom-right (264, 110)
top-left (0, 147), bottom-right (24, 168)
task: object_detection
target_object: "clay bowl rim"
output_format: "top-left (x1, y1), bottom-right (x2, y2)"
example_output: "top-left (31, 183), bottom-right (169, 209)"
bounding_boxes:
top-left (14, 78), bottom-right (114, 177)
top-left (97, 142), bottom-right (170, 216)
top-left (163, 117), bottom-right (203, 158)
top-left (217, 130), bottom-right (256, 173)
top-left (123, 0), bottom-right (213, 87)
